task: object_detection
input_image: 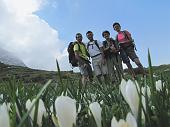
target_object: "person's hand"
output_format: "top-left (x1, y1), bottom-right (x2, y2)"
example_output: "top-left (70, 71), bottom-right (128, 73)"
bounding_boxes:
top-left (111, 46), bottom-right (117, 53)
top-left (84, 63), bottom-right (88, 67)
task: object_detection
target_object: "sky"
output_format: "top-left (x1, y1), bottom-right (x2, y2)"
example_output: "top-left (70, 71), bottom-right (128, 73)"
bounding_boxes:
top-left (0, 0), bottom-right (170, 71)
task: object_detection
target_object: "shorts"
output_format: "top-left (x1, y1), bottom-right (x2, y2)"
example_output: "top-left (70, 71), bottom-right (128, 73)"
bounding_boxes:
top-left (78, 59), bottom-right (93, 78)
top-left (92, 55), bottom-right (108, 76)
top-left (120, 45), bottom-right (138, 63)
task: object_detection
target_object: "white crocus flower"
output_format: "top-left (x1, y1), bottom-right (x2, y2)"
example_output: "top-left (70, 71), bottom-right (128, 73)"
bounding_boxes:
top-left (91, 93), bottom-right (97, 102)
top-left (111, 117), bottom-right (119, 127)
top-left (89, 102), bottom-right (102, 127)
top-left (155, 80), bottom-right (163, 91)
top-left (16, 88), bottom-right (18, 96)
top-left (120, 79), bottom-right (139, 119)
top-left (141, 86), bottom-right (151, 111)
top-left (77, 103), bottom-right (81, 113)
top-left (111, 112), bottom-right (137, 127)
top-left (50, 105), bottom-right (53, 113)
top-left (0, 94), bottom-right (3, 100)
top-left (55, 96), bottom-right (76, 127)
top-left (26, 99), bottom-right (46, 127)
top-left (100, 100), bottom-right (104, 105)
top-left (0, 103), bottom-right (10, 127)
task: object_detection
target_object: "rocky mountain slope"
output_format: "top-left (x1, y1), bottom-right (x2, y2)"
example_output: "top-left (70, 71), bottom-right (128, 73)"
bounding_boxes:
top-left (0, 47), bottom-right (26, 67)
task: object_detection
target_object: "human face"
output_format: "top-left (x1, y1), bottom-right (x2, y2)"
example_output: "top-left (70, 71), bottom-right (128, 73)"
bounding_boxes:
top-left (86, 32), bottom-right (93, 41)
top-left (76, 34), bottom-right (83, 42)
top-left (113, 24), bottom-right (121, 32)
top-left (103, 32), bottom-right (110, 40)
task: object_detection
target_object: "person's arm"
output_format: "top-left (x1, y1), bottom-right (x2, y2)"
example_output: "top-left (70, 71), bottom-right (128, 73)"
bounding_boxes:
top-left (74, 44), bottom-right (84, 65)
top-left (102, 42), bottom-right (110, 51)
top-left (74, 51), bottom-right (84, 65)
top-left (109, 39), bottom-right (118, 53)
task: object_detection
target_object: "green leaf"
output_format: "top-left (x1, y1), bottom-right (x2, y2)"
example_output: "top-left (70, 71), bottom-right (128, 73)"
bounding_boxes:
top-left (17, 80), bottom-right (52, 127)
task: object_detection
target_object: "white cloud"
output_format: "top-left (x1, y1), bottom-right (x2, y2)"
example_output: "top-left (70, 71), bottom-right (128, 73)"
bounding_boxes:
top-left (0, 0), bottom-right (70, 71)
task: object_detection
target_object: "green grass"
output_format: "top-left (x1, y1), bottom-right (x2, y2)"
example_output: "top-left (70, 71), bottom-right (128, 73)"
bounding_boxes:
top-left (0, 56), bottom-right (170, 127)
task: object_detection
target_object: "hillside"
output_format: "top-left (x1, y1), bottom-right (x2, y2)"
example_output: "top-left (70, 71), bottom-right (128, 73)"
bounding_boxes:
top-left (0, 47), bottom-right (26, 67)
top-left (0, 62), bottom-right (170, 83)
top-left (0, 62), bottom-right (79, 84)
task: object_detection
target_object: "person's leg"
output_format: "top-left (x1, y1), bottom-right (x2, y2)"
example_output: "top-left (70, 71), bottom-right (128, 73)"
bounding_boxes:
top-left (81, 75), bottom-right (86, 86)
top-left (103, 74), bottom-right (109, 84)
top-left (113, 54), bottom-right (124, 82)
top-left (96, 74), bottom-right (102, 84)
top-left (120, 48), bottom-right (136, 78)
top-left (101, 58), bottom-right (109, 84)
top-left (92, 57), bottom-right (103, 83)
top-left (125, 62), bottom-right (136, 79)
top-left (79, 64), bottom-right (89, 86)
top-left (107, 57), bottom-right (117, 84)
top-left (126, 46), bottom-right (145, 75)
top-left (133, 58), bottom-right (145, 75)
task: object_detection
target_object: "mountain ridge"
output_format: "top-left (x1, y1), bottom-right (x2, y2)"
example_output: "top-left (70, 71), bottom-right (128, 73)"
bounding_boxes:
top-left (0, 47), bottom-right (26, 67)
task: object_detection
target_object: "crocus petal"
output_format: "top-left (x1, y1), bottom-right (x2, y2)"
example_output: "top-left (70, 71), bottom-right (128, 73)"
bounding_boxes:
top-left (50, 105), bottom-right (53, 113)
top-left (16, 88), bottom-right (18, 96)
top-left (0, 94), bottom-right (3, 100)
top-left (37, 99), bottom-right (46, 126)
top-left (26, 99), bottom-right (46, 127)
top-left (55, 96), bottom-right (76, 127)
top-left (156, 80), bottom-right (162, 91)
top-left (125, 80), bottom-right (139, 119)
top-left (77, 103), bottom-right (81, 113)
top-left (111, 116), bottom-right (119, 127)
top-left (120, 79), bottom-right (128, 102)
top-left (0, 103), bottom-right (10, 127)
top-left (141, 86), bottom-right (151, 99)
top-left (118, 119), bottom-right (127, 127)
top-left (26, 99), bottom-right (35, 120)
top-left (89, 102), bottom-right (102, 127)
top-left (126, 112), bottom-right (137, 127)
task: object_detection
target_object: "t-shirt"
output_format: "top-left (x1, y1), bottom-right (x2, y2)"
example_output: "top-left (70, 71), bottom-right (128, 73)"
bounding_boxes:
top-left (73, 42), bottom-right (88, 60)
top-left (87, 40), bottom-right (102, 57)
top-left (117, 30), bottom-right (131, 44)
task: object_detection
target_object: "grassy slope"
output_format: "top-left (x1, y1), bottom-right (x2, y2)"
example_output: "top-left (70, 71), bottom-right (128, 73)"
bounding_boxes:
top-left (0, 62), bottom-right (170, 83)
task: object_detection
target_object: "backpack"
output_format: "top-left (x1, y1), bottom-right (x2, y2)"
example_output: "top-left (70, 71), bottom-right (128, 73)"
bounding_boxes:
top-left (87, 40), bottom-right (100, 51)
top-left (67, 42), bottom-right (90, 67)
top-left (116, 31), bottom-right (137, 51)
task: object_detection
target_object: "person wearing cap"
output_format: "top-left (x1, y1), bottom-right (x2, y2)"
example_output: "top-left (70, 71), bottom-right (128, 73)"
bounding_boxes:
top-left (113, 22), bottom-right (145, 78)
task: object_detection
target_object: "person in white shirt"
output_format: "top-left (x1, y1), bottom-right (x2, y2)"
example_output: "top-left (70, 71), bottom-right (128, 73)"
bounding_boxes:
top-left (86, 31), bottom-right (108, 84)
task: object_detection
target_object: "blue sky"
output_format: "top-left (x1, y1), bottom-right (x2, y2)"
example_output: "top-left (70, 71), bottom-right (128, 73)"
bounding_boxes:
top-left (0, 0), bottom-right (169, 71)
top-left (35, 0), bottom-right (170, 69)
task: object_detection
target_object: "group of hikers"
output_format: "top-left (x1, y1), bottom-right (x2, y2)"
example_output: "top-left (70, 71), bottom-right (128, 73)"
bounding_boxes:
top-left (68, 22), bottom-right (145, 86)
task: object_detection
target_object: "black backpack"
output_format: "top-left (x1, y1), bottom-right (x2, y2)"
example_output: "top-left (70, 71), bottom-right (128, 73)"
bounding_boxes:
top-left (67, 42), bottom-right (90, 67)
top-left (67, 42), bottom-right (78, 67)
